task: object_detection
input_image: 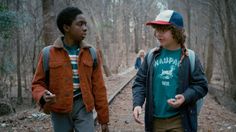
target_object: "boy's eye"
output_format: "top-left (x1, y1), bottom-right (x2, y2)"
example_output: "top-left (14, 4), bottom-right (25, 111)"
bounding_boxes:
top-left (77, 22), bottom-right (87, 26)
top-left (157, 29), bottom-right (166, 33)
top-left (160, 29), bottom-right (166, 32)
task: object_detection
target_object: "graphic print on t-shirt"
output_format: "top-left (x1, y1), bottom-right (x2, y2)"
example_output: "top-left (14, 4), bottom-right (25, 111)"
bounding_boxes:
top-left (159, 65), bottom-right (175, 79)
top-left (154, 57), bottom-right (179, 87)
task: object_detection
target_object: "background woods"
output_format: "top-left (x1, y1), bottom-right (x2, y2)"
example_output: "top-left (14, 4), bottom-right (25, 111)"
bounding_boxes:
top-left (168, 0), bottom-right (236, 111)
top-left (0, 0), bottom-right (236, 114)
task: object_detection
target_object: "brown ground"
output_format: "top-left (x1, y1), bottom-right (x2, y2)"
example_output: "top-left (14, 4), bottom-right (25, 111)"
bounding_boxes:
top-left (105, 82), bottom-right (236, 132)
top-left (198, 94), bottom-right (236, 132)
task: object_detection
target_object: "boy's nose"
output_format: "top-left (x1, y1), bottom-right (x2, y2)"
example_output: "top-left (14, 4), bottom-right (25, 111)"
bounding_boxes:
top-left (82, 25), bottom-right (87, 32)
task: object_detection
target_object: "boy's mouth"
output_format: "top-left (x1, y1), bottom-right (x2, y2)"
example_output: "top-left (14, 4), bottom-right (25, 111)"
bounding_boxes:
top-left (82, 33), bottom-right (87, 38)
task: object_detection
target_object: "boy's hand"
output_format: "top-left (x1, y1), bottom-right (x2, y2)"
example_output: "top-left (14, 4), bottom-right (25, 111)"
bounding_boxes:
top-left (133, 106), bottom-right (144, 124)
top-left (43, 90), bottom-right (56, 104)
top-left (101, 124), bottom-right (109, 132)
top-left (167, 94), bottom-right (185, 108)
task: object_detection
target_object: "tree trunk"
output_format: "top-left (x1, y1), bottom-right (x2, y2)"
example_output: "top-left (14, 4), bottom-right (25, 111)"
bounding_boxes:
top-left (205, 4), bottom-right (214, 82)
top-left (214, 0), bottom-right (235, 97)
top-left (16, 0), bottom-right (22, 104)
top-left (83, 0), bottom-right (112, 77)
top-left (225, 0), bottom-right (236, 99)
top-left (42, 0), bottom-right (56, 45)
top-left (134, 22), bottom-right (139, 53)
top-left (185, 0), bottom-right (192, 48)
top-left (123, 1), bottom-right (130, 66)
top-left (32, 17), bottom-right (37, 74)
top-left (98, 48), bottom-right (112, 77)
top-left (217, 0), bottom-right (234, 85)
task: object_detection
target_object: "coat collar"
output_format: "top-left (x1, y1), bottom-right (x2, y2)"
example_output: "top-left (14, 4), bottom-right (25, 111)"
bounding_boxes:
top-left (52, 37), bottom-right (93, 49)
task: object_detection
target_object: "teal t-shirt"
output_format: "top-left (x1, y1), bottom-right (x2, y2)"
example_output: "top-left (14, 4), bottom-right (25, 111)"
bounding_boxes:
top-left (153, 48), bottom-right (181, 118)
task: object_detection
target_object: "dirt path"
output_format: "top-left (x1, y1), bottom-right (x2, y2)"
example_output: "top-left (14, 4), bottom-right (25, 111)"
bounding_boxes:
top-left (102, 83), bottom-right (236, 132)
top-left (198, 94), bottom-right (236, 132)
top-left (104, 83), bottom-right (144, 132)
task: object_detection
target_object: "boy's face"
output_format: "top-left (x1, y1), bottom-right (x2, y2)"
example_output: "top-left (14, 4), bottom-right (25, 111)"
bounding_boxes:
top-left (154, 26), bottom-right (177, 48)
top-left (64, 14), bottom-right (87, 43)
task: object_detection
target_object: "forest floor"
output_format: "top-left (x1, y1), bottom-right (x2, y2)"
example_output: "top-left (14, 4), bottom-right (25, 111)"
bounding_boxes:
top-left (0, 70), bottom-right (236, 132)
top-left (198, 93), bottom-right (236, 132)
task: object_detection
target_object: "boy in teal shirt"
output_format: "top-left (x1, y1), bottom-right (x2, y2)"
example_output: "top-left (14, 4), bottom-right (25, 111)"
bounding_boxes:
top-left (132, 10), bottom-right (208, 132)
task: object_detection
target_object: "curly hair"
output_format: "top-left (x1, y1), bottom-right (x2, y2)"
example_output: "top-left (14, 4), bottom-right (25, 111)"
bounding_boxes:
top-left (152, 24), bottom-right (188, 64)
top-left (56, 7), bottom-right (83, 34)
top-left (152, 25), bottom-right (186, 45)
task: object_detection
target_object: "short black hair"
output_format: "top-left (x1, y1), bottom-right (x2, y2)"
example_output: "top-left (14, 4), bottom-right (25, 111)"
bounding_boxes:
top-left (56, 7), bottom-right (83, 34)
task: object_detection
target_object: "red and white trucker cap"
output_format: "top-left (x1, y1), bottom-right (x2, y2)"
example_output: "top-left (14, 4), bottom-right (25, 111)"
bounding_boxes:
top-left (146, 10), bottom-right (184, 28)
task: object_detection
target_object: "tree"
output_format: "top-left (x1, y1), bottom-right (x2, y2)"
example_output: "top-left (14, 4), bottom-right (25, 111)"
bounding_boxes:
top-left (81, 0), bottom-right (112, 76)
top-left (183, 0), bottom-right (192, 48)
top-left (41, 0), bottom-right (56, 45)
top-left (207, 0), bottom-right (236, 97)
top-left (205, 3), bottom-right (214, 82)
top-left (16, 0), bottom-right (22, 104)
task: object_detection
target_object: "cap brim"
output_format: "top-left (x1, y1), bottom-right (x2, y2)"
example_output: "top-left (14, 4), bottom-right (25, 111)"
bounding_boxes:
top-left (146, 21), bottom-right (171, 26)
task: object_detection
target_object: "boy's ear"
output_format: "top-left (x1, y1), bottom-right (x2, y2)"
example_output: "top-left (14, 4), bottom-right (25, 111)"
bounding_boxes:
top-left (63, 24), bottom-right (70, 32)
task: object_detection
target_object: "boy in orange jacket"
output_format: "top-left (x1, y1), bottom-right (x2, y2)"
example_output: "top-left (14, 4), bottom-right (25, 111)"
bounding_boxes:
top-left (32, 7), bottom-right (109, 132)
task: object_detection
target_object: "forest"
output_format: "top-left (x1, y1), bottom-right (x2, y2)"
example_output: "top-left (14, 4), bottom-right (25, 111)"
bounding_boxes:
top-left (0, 0), bottom-right (236, 122)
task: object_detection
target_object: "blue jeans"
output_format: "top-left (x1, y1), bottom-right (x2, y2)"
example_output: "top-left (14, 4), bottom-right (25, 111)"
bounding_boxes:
top-left (51, 96), bottom-right (94, 132)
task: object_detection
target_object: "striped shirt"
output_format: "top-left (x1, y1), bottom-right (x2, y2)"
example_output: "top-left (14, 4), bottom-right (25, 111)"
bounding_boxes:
top-left (64, 43), bottom-right (81, 97)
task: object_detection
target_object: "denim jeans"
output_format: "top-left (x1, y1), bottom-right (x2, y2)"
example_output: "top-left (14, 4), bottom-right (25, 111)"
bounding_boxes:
top-left (51, 96), bottom-right (94, 132)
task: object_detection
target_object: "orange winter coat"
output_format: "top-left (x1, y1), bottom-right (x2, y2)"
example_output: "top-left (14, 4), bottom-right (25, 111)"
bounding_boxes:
top-left (32, 37), bottom-right (109, 124)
